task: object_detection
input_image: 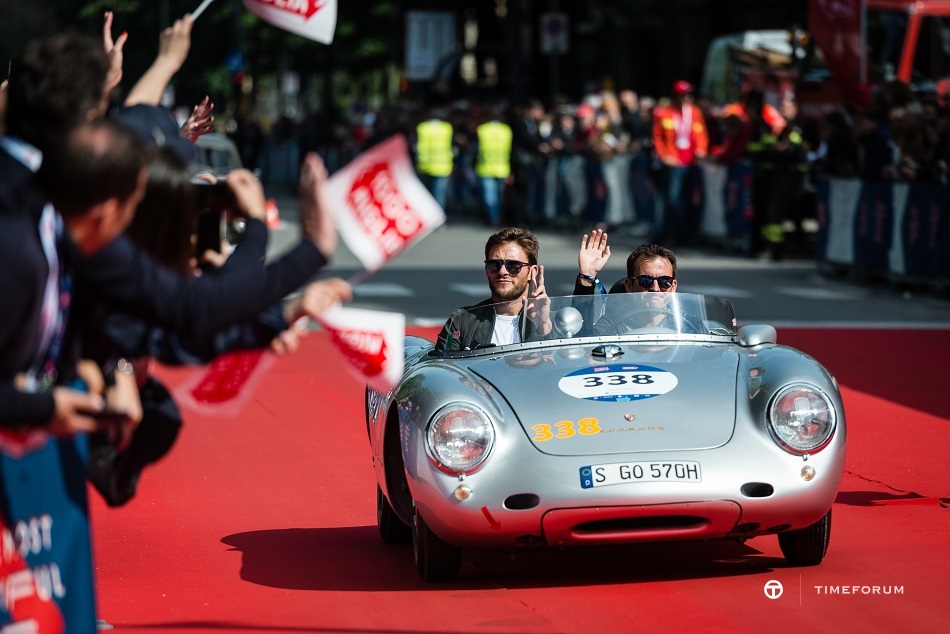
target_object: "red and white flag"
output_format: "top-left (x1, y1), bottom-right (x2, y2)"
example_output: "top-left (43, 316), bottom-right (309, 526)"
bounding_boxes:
top-left (173, 349), bottom-right (277, 417)
top-left (325, 134), bottom-right (446, 273)
top-left (244, 0), bottom-right (337, 44)
top-left (318, 306), bottom-right (405, 392)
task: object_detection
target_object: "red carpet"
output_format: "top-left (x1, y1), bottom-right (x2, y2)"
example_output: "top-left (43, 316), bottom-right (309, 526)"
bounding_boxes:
top-left (91, 327), bottom-right (950, 633)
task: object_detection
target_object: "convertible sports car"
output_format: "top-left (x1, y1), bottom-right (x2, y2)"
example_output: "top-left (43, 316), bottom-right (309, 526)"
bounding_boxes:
top-left (366, 292), bottom-right (846, 581)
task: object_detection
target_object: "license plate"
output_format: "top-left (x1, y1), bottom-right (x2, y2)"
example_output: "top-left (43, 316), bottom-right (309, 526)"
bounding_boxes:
top-left (579, 461), bottom-right (702, 488)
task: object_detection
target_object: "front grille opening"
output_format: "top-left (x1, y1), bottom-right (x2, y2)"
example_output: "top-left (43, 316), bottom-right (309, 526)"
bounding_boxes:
top-left (740, 482), bottom-right (775, 498)
top-left (574, 515), bottom-right (705, 533)
top-left (504, 493), bottom-right (540, 510)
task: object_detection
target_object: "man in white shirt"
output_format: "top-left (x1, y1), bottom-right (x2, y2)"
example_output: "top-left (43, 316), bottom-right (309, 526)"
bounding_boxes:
top-left (436, 227), bottom-right (552, 352)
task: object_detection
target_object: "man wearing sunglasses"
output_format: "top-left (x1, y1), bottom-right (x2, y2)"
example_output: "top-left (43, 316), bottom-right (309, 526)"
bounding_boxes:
top-left (572, 231), bottom-right (681, 331)
top-left (435, 227), bottom-right (552, 352)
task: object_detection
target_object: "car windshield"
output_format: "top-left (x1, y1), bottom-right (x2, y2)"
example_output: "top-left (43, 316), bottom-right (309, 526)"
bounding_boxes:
top-left (438, 292), bottom-right (739, 358)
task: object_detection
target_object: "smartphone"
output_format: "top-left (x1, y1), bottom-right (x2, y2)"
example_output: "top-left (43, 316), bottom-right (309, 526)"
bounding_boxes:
top-left (194, 181), bottom-right (238, 212)
top-left (195, 210), bottom-right (223, 255)
top-left (79, 409), bottom-right (130, 427)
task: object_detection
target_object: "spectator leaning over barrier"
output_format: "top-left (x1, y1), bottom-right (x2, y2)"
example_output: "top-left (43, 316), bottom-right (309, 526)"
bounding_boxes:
top-left (1, 30), bottom-right (340, 630)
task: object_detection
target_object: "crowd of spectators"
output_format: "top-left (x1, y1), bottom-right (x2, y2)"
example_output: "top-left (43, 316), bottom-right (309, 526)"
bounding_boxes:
top-left (229, 79), bottom-right (949, 255)
top-left (0, 12), bottom-right (350, 629)
top-left (810, 80), bottom-right (950, 184)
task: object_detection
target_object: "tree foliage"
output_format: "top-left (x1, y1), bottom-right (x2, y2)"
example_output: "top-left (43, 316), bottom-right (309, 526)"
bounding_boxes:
top-left (3, 0), bottom-right (404, 113)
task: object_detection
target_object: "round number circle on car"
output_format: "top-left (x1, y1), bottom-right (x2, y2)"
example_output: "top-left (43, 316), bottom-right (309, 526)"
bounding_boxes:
top-left (558, 364), bottom-right (678, 401)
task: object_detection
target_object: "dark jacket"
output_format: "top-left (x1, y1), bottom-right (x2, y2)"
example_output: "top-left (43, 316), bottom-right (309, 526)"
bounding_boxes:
top-left (435, 299), bottom-right (551, 354)
top-left (572, 275), bottom-right (627, 296)
top-left (0, 146), bottom-right (57, 425)
top-left (1, 142), bottom-right (328, 429)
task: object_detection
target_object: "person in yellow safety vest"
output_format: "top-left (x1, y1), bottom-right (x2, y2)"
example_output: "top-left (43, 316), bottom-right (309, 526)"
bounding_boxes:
top-left (474, 108), bottom-right (513, 226)
top-left (414, 110), bottom-right (455, 210)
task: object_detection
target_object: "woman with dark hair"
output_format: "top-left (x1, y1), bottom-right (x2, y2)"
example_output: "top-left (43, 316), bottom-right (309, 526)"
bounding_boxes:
top-left (125, 147), bottom-right (199, 274)
top-left (81, 150), bottom-right (351, 506)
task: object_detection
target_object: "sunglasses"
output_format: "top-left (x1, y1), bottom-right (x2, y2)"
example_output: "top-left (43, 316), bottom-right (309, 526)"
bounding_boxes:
top-left (632, 275), bottom-right (675, 290)
top-left (485, 259), bottom-right (529, 275)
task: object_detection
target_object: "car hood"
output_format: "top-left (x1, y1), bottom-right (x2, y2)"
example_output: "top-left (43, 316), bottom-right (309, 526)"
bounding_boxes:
top-left (466, 343), bottom-right (740, 456)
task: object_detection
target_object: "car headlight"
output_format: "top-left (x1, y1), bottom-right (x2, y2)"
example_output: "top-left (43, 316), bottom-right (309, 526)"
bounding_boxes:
top-left (768, 383), bottom-right (836, 455)
top-left (426, 403), bottom-right (495, 474)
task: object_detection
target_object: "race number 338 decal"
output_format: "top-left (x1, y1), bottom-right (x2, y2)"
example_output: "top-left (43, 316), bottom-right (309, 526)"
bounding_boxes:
top-left (558, 364), bottom-right (678, 401)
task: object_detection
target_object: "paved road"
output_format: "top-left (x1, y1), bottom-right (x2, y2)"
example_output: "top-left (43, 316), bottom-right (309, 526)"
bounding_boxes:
top-left (266, 189), bottom-right (950, 328)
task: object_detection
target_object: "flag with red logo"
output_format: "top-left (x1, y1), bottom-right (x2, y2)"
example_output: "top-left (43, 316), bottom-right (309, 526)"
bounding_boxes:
top-left (173, 349), bottom-right (277, 417)
top-left (325, 134), bottom-right (446, 273)
top-left (244, 0), bottom-right (337, 44)
top-left (807, 0), bottom-right (871, 110)
top-left (318, 306), bottom-right (405, 392)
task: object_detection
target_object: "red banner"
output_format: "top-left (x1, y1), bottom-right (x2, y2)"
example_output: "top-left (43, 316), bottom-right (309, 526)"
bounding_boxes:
top-left (808, 0), bottom-right (871, 110)
top-left (243, 0), bottom-right (336, 44)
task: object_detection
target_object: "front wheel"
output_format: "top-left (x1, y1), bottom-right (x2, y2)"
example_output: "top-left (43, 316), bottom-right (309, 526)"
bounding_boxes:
top-left (377, 485), bottom-right (411, 544)
top-left (779, 509), bottom-right (831, 566)
top-left (413, 509), bottom-right (462, 582)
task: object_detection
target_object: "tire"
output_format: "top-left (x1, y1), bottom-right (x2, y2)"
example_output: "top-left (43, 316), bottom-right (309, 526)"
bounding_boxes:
top-left (413, 509), bottom-right (462, 582)
top-left (377, 485), bottom-right (411, 544)
top-left (364, 387), bottom-right (372, 443)
top-left (779, 509), bottom-right (831, 566)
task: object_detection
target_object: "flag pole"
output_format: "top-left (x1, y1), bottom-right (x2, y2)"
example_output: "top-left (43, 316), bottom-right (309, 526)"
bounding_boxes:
top-left (191, 0), bottom-right (217, 21)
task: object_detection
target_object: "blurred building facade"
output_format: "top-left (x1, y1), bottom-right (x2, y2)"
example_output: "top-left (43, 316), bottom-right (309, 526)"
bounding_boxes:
top-left (404, 0), bottom-right (808, 104)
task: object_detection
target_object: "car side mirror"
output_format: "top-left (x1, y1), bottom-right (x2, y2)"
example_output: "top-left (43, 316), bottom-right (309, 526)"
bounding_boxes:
top-left (738, 324), bottom-right (777, 347)
top-left (554, 307), bottom-right (584, 338)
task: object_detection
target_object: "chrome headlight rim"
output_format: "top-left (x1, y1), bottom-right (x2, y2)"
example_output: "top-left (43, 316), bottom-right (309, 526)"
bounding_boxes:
top-left (767, 382), bottom-right (837, 456)
top-left (425, 402), bottom-right (495, 475)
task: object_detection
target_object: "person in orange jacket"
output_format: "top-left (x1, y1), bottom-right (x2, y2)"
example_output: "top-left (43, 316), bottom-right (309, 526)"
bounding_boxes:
top-left (652, 80), bottom-right (709, 245)
top-left (720, 88), bottom-right (787, 136)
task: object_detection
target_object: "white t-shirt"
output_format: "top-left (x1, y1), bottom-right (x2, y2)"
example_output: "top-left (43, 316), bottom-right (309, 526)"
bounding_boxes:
top-left (491, 314), bottom-right (521, 346)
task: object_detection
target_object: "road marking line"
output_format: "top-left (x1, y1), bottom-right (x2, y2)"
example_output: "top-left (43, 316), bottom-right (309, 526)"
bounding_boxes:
top-left (451, 283), bottom-right (488, 297)
top-left (352, 283), bottom-right (414, 297)
top-left (779, 287), bottom-right (867, 300)
top-left (681, 285), bottom-right (753, 298)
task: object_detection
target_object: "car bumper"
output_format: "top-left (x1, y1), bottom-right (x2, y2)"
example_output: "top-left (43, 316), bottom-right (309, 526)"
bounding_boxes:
top-left (405, 440), bottom-right (845, 549)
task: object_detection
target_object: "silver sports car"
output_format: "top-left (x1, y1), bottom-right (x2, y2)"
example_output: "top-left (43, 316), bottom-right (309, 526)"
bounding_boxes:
top-left (367, 292), bottom-right (846, 582)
